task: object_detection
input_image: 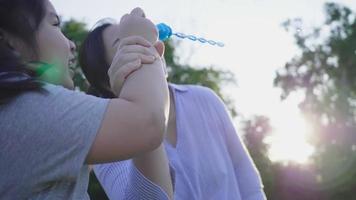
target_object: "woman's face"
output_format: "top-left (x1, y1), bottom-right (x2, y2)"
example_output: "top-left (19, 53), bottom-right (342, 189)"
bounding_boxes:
top-left (35, 0), bottom-right (76, 89)
top-left (25, 0), bottom-right (76, 89)
top-left (102, 24), bottom-right (123, 66)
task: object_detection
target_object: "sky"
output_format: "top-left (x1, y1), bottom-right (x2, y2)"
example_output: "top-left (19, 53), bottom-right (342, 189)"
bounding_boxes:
top-left (51, 0), bottom-right (356, 163)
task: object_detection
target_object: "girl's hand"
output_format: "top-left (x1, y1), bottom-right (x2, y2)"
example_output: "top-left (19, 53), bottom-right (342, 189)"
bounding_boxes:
top-left (108, 7), bottom-right (166, 96)
top-left (108, 36), bottom-right (159, 96)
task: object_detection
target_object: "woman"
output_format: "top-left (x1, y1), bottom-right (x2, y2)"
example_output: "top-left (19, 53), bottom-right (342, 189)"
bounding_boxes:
top-left (80, 19), bottom-right (267, 200)
top-left (0, 1), bottom-right (172, 199)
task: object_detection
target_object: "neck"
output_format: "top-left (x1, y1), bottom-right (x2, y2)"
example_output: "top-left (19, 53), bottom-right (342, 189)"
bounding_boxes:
top-left (168, 87), bottom-right (176, 125)
top-left (165, 87), bottom-right (177, 146)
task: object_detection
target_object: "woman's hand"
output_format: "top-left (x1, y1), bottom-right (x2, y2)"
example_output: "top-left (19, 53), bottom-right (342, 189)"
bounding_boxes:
top-left (108, 7), bottom-right (166, 96)
top-left (108, 36), bottom-right (160, 96)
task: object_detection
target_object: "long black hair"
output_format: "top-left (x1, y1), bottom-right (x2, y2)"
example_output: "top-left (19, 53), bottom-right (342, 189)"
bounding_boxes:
top-left (79, 23), bottom-right (116, 98)
top-left (0, 0), bottom-right (46, 101)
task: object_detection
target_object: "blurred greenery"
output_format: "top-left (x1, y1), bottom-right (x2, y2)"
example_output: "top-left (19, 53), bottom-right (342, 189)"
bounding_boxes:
top-left (62, 18), bottom-right (236, 199)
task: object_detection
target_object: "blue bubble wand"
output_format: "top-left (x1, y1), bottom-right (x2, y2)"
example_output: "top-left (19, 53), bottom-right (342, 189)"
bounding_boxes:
top-left (156, 23), bottom-right (225, 47)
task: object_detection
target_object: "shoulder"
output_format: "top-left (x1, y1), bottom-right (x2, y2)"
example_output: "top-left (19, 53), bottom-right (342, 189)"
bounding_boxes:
top-left (171, 83), bottom-right (219, 100)
top-left (187, 85), bottom-right (215, 95)
top-left (13, 83), bottom-right (85, 103)
top-left (185, 84), bottom-right (224, 105)
top-left (171, 83), bottom-right (227, 114)
top-left (2, 83), bottom-right (109, 126)
top-left (20, 83), bottom-right (108, 107)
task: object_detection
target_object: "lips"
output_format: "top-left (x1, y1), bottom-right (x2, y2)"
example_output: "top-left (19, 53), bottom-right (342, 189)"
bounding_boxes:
top-left (68, 58), bottom-right (76, 78)
top-left (69, 68), bottom-right (75, 78)
top-left (68, 57), bottom-right (75, 66)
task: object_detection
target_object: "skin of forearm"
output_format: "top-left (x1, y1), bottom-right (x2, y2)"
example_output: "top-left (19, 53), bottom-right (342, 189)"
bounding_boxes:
top-left (117, 57), bottom-right (172, 198)
top-left (118, 55), bottom-right (169, 128)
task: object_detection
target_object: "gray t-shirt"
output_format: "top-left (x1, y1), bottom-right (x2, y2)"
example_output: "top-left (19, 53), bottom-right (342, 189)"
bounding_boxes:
top-left (0, 84), bottom-right (109, 199)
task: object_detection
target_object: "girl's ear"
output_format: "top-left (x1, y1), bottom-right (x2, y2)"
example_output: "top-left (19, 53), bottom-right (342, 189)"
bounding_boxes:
top-left (154, 41), bottom-right (165, 57)
top-left (0, 29), bottom-right (34, 60)
top-left (0, 29), bottom-right (17, 50)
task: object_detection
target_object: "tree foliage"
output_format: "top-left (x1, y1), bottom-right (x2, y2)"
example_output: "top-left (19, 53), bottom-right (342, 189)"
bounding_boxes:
top-left (270, 2), bottom-right (356, 199)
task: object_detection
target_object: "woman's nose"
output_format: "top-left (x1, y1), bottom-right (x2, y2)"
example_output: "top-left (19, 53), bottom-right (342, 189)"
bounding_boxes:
top-left (69, 40), bottom-right (76, 53)
top-left (130, 7), bottom-right (145, 18)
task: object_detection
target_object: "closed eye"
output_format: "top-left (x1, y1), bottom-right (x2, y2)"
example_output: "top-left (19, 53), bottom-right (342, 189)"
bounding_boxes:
top-left (50, 13), bottom-right (61, 27)
top-left (112, 38), bottom-right (120, 47)
top-left (53, 21), bottom-right (61, 27)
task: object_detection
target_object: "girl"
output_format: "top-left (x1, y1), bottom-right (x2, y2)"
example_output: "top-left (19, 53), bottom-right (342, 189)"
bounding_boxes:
top-left (80, 19), bottom-right (266, 200)
top-left (0, 1), bottom-right (172, 199)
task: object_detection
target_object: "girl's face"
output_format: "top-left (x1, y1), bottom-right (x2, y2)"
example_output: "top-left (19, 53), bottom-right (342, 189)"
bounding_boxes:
top-left (13, 0), bottom-right (76, 89)
top-left (35, 0), bottom-right (76, 89)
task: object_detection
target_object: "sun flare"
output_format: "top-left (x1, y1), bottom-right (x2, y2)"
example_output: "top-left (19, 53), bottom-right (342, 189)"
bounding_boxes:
top-left (265, 100), bottom-right (315, 164)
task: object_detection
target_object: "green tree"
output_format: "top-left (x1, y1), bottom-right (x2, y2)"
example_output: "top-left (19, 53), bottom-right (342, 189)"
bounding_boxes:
top-left (242, 115), bottom-right (276, 200)
top-left (164, 40), bottom-right (237, 116)
top-left (274, 2), bottom-right (356, 199)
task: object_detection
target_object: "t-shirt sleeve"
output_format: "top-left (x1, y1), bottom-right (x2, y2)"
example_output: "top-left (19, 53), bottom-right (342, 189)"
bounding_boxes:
top-left (11, 84), bottom-right (109, 186)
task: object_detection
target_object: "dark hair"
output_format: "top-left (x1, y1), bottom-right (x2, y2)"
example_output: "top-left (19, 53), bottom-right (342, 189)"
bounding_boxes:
top-left (0, 0), bottom-right (46, 101)
top-left (79, 23), bottom-right (116, 98)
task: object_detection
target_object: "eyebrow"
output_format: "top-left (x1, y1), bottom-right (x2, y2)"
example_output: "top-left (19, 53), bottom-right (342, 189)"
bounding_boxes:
top-left (112, 38), bottom-right (120, 47)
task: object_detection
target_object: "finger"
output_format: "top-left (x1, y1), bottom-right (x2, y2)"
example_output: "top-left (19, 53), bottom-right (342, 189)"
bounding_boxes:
top-left (117, 59), bottom-right (142, 80)
top-left (111, 51), bottom-right (155, 72)
top-left (119, 36), bottom-right (152, 48)
top-left (119, 45), bottom-right (159, 57)
top-left (119, 53), bottom-right (156, 64)
top-left (120, 13), bottom-right (130, 22)
top-left (113, 60), bottom-right (141, 87)
top-left (110, 47), bottom-right (141, 69)
top-left (110, 59), bottom-right (142, 93)
top-left (130, 7), bottom-right (146, 18)
top-left (154, 41), bottom-right (165, 57)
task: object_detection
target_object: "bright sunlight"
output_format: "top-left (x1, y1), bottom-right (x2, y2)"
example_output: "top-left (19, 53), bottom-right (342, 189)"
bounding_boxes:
top-left (264, 95), bottom-right (315, 164)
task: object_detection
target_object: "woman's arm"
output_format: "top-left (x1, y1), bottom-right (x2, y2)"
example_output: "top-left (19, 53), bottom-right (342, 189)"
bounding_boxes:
top-left (132, 144), bottom-right (173, 199)
top-left (85, 8), bottom-right (168, 162)
top-left (93, 144), bottom-right (173, 200)
top-left (89, 37), bottom-right (174, 200)
top-left (86, 8), bottom-right (173, 198)
top-left (86, 43), bottom-right (169, 163)
top-left (94, 147), bottom-right (173, 200)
